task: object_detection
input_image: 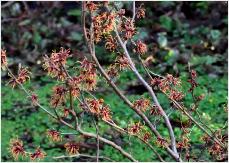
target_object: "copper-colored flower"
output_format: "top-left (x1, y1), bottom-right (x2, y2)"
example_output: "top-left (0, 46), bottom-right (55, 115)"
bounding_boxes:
top-left (1, 49), bottom-right (7, 69)
top-left (136, 7), bottom-right (145, 19)
top-left (80, 58), bottom-right (95, 71)
top-left (79, 58), bottom-right (97, 91)
top-left (9, 138), bottom-right (26, 160)
top-left (30, 148), bottom-right (46, 161)
top-left (86, 98), bottom-right (103, 115)
top-left (100, 105), bottom-right (112, 121)
top-left (123, 20), bottom-right (136, 40)
top-left (43, 47), bottom-right (70, 81)
top-left (50, 86), bottom-right (67, 108)
top-left (8, 67), bottom-right (31, 88)
top-left (169, 90), bottom-right (184, 101)
top-left (135, 40), bottom-right (147, 55)
top-left (208, 142), bottom-right (223, 156)
top-left (176, 137), bottom-right (190, 149)
top-left (117, 9), bottom-right (125, 17)
top-left (150, 104), bottom-right (161, 116)
top-left (128, 122), bottom-right (143, 135)
top-left (107, 65), bottom-right (119, 78)
top-left (143, 132), bottom-right (151, 142)
top-left (115, 55), bottom-right (130, 71)
top-left (86, 2), bottom-right (98, 12)
top-left (150, 77), bottom-right (162, 86)
top-left (191, 70), bottom-right (197, 79)
top-left (63, 108), bottom-right (70, 117)
top-left (156, 137), bottom-right (168, 148)
top-left (47, 129), bottom-right (61, 142)
top-left (31, 93), bottom-right (38, 106)
top-left (105, 35), bottom-right (117, 52)
top-left (200, 134), bottom-right (211, 144)
top-left (82, 71), bottom-right (97, 91)
top-left (103, 13), bottom-right (116, 34)
top-left (64, 142), bottom-right (79, 155)
top-left (133, 98), bottom-right (150, 112)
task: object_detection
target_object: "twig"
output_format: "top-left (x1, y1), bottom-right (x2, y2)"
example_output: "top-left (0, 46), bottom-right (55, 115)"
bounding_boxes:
top-left (53, 153), bottom-right (114, 162)
top-left (114, 24), bottom-right (179, 160)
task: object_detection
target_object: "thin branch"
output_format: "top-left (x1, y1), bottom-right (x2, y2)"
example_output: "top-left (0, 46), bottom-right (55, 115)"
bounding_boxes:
top-left (114, 25), bottom-right (179, 159)
top-left (78, 128), bottom-right (137, 162)
top-left (53, 153), bottom-right (114, 162)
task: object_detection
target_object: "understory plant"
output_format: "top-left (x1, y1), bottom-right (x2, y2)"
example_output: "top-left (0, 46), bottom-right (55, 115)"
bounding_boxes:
top-left (1, 1), bottom-right (227, 162)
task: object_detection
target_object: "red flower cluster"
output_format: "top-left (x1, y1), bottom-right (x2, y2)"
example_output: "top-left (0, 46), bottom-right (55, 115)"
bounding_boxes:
top-left (149, 104), bottom-right (161, 116)
top-left (177, 137), bottom-right (190, 149)
top-left (115, 55), bottom-right (130, 71)
top-left (120, 19), bottom-right (136, 40)
top-left (142, 132), bottom-right (151, 142)
top-left (9, 138), bottom-right (26, 160)
top-left (47, 129), bottom-right (61, 142)
top-left (8, 67), bottom-right (31, 88)
top-left (31, 93), bottom-right (38, 106)
top-left (133, 98), bottom-right (150, 112)
top-left (64, 142), bottom-right (79, 155)
top-left (151, 74), bottom-right (184, 101)
top-left (156, 137), bottom-right (168, 148)
top-left (128, 122), bottom-right (143, 135)
top-left (43, 47), bottom-right (70, 81)
top-left (105, 35), bottom-right (117, 52)
top-left (136, 7), bottom-right (146, 19)
top-left (30, 148), bottom-right (46, 161)
top-left (86, 98), bottom-right (112, 121)
top-left (86, 1), bottom-right (98, 12)
top-left (135, 40), bottom-right (147, 55)
top-left (50, 86), bottom-right (67, 108)
top-left (68, 76), bottom-right (81, 98)
top-left (79, 58), bottom-right (97, 91)
top-left (93, 12), bottom-right (116, 43)
top-left (1, 49), bottom-right (7, 69)
top-left (107, 55), bottom-right (130, 78)
top-left (188, 70), bottom-right (198, 92)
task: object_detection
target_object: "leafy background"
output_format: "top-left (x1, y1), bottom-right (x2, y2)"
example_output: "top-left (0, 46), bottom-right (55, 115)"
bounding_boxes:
top-left (1, 1), bottom-right (228, 162)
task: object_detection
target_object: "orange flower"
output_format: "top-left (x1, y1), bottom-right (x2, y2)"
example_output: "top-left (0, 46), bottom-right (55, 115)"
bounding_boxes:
top-left (9, 138), bottom-right (26, 160)
top-left (128, 122), bottom-right (142, 135)
top-left (136, 7), bottom-right (145, 19)
top-left (43, 47), bottom-right (70, 81)
top-left (156, 137), bottom-right (168, 148)
top-left (64, 142), bottom-right (79, 155)
top-left (142, 132), bottom-right (151, 142)
top-left (86, 98), bottom-right (102, 115)
top-left (50, 86), bottom-right (67, 108)
top-left (123, 19), bottom-right (136, 40)
top-left (133, 98), bottom-right (150, 112)
top-left (47, 129), bottom-right (61, 142)
top-left (30, 148), bottom-right (46, 161)
top-left (115, 55), bottom-right (130, 71)
top-left (105, 35), bottom-right (117, 52)
top-left (107, 64), bottom-right (119, 78)
top-left (135, 40), bottom-right (147, 55)
top-left (86, 2), bottom-right (98, 12)
top-left (100, 105), bottom-right (112, 121)
top-left (31, 93), bottom-right (38, 106)
top-left (1, 49), bottom-right (7, 70)
top-left (8, 67), bottom-right (31, 88)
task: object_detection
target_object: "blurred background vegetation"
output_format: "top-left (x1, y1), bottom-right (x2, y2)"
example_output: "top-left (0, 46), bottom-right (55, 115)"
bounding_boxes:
top-left (1, 1), bottom-right (228, 162)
